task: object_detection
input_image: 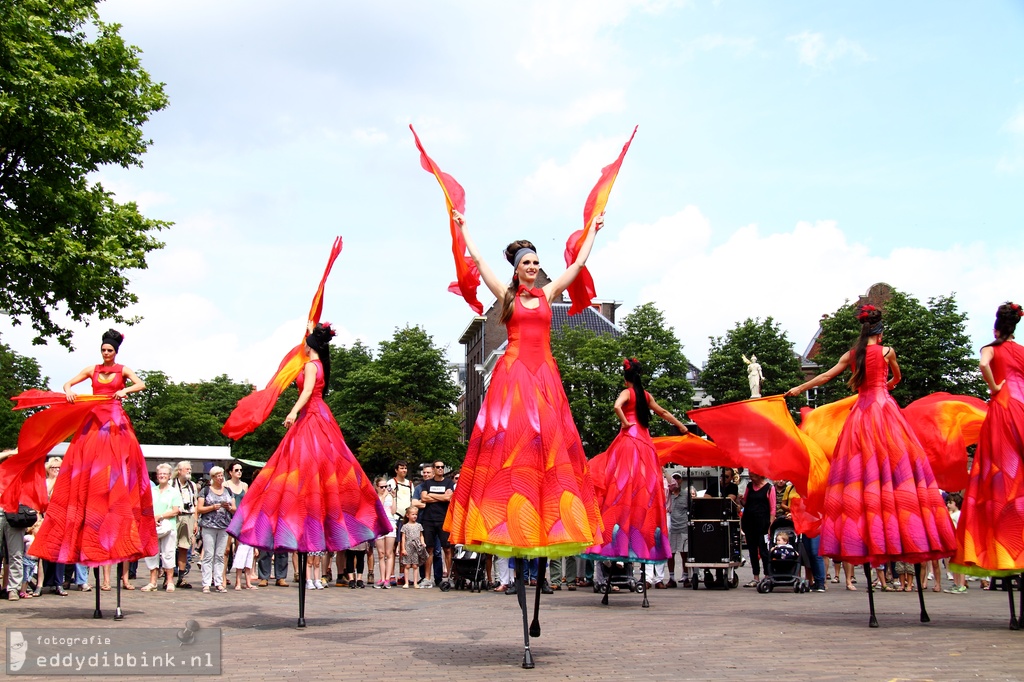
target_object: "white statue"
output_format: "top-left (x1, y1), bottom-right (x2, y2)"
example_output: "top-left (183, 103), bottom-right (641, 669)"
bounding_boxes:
top-left (742, 354), bottom-right (764, 399)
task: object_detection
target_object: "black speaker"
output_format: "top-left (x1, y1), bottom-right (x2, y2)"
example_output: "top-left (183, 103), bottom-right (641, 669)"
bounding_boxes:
top-left (691, 497), bottom-right (733, 520)
top-left (689, 520), bottom-right (734, 564)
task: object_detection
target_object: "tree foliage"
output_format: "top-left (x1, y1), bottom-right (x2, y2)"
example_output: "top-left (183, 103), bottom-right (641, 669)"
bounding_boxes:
top-left (0, 335), bottom-right (46, 448)
top-left (812, 290), bottom-right (985, 406)
top-left (329, 327), bottom-right (462, 476)
top-left (0, 1), bottom-right (170, 347)
top-left (551, 303), bottom-right (694, 457)
top-left (701, 317), bottom-right (806, 414)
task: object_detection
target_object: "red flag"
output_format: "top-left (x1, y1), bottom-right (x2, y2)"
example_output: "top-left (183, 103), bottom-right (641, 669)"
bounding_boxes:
top-left (409, 125), bottom-right (482, 314)
top-left (903, 392), bottom-right (987, 492)
top-left (798, 395), bottom-right (857, 461)
top-left (221, 237), bottom-right (343, 439)
top-left (564, 126), bottom-right (637, 316)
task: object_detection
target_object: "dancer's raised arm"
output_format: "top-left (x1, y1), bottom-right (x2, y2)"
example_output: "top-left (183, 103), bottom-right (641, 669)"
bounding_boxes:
top-left (452, 210), bottom-right (506, 301)
top-left (545, 213), bottom-right (603, 301)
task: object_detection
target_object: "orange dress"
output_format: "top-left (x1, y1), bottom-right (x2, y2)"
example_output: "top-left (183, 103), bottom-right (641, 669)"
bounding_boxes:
top-left (28, 366), bottom-right (157, 566)
top-left (444, 292), bottom-right (602, 558)
top-left (951, 341), bottom-right (1024, 577)
top-left (821, 344), bottom-right (956, 564)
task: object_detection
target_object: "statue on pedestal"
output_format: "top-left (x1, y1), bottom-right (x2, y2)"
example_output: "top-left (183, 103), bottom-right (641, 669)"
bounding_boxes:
top-left (742, 354), bottom-right (763, 399)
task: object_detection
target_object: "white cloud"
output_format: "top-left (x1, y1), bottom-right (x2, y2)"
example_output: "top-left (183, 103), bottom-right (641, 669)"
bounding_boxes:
top-left (688, 34), bottom-right (757, 57)
top-left (519, 134), bottom-right (633, 208)
top-left (787, 31), bottom-right (870, 69)
top-left (559, 89), bottom-right (627, 126)
top-left (589, 211), bottom-right (1024, 365)
top-left (1004, 107), bottom-right (1024, 135)
top-left (352, 127), bottom-right (389, 145)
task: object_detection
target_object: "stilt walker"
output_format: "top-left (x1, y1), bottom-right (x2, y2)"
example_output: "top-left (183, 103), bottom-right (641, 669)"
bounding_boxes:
top-left (582, 358), bottom-right (689, 609)
top-left (411, 127), bottom-right (640, 667)
top-left (0, 329), bottom-right (156, 621)
top-left (222, 239), bottom-right (391, 628)
top-left (950, 302), bottom-right (1024, 630)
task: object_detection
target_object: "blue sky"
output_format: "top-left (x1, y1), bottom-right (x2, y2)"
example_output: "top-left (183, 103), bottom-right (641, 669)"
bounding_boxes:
top-left (3, 0), bottom-right (1023, 388)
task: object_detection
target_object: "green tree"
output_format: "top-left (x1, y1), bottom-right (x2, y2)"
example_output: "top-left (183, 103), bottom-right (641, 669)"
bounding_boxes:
top-left (0, 1), bottom-right (170, 347)
top-left (124, 372), bottom-right (251, 447)
top-left (551, 327), bottom-right (622, 457)
top-left (550, 303), bottom-right (695, 456)
top-left (812, 290), bottom-right (985, 406)
top-left (358, 406), bottom-right (462, 478)
top-left (0, 335), bottom-right (47, 448)
top-left (619, 303), bottom-right (694, 436)
top-left (330, 326), bottom-right (460, 470)
top-left (701, 317), bottom-right (806, 413)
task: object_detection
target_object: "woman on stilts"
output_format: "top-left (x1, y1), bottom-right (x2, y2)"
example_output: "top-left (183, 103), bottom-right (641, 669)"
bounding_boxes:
top-left (786, 305), bottom-right (956, 627)
top-left (0, 329), bottom-right (156, 620)
top-left (443, 210), bottom-right (604, 668)
top-left (583, 358), bottom-right (689, 607)
top-left (226, 321), bottom-right (391, 627)
top-left (949, 302), bottom-right (1024, 629)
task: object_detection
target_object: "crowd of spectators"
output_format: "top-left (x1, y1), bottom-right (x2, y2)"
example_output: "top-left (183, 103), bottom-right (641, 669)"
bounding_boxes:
top-left (0, 457), bottom-right (994, 601)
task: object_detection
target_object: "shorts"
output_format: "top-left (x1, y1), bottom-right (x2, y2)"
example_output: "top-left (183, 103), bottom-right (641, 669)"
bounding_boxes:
top-left (422, 521), bottom-right (450, 550)
top-left (670, 532), bottom-right (688, 553)
top-left (176, 514), bottom-right (196, 550)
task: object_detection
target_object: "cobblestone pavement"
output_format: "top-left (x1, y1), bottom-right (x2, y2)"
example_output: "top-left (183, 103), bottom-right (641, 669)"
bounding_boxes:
top-left (2, 566), bottom-right (1023, 681)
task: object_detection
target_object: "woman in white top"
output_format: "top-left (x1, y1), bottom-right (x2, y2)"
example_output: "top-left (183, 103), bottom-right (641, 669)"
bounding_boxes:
top-left (374, 476), bottom-right (397, 588)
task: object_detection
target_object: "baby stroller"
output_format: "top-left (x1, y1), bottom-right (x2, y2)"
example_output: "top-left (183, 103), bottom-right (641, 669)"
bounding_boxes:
top-left (594, 559), bottom-right (652, 607)
top-left (756, 521), bottom-right (809, 594)
top-left (439, 546), bottom-right (487, 593)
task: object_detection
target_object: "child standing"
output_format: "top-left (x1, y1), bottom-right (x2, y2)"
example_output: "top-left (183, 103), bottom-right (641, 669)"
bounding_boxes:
top-left (894, 561), bottom-right (915, 592)
top-left (400, 507), bottom-right (428, 589)
top-left (944, 494), bottom-right (968, 593)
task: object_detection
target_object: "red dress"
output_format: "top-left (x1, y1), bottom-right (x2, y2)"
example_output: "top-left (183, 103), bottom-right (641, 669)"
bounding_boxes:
top-left (583, 387), bottom-right (670, 563)
top-left (30, 365), bottom-right (157, 566)
top-left (821, 344), bottom-right (956, 564)
top-left (951, 340), bottom-right (1024, 576)
top-left (227, 361), bottom-right (391, 552)
top-left (444, 293), bottom-right (602, 558)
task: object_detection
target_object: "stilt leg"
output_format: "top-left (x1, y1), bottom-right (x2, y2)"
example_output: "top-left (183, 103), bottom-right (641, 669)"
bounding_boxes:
top-left (529, 558), bottom-right (546, 638)
top-left (641, 564), bottom-right (650, 608)
top-left (1009, 575), bottom-right (1019, 631)
top-left (864, 563), bottom-right (878, 628)
top-left (515, 559), bottom-right (534, 669)
top-left (914, 562), bottom-right (930, 624)
top-left (93, 568), bottom-right (102, 619)
top-left (1011, 569), bottom-right (1019, 630)
top-left (601, 564), bottom-right (610, 606)
top-left (297, 552), bottom-right (308, 628)
top-left (114, 563), bottom-right (124, 621)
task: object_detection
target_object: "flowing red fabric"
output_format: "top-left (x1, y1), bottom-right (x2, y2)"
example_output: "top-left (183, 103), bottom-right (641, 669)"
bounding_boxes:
top-left (0, 392), bottom-right (113, 513)
top-left (902, 392), bottom-right (987, 493)
top-left (409, 125), bottom-right (482, 314)
top-left (651, 433), bottom-right (732, 468)
top-left (563, 126), bottom-right (637, 316)
top-left (221, 237), bottom-right (343, 439)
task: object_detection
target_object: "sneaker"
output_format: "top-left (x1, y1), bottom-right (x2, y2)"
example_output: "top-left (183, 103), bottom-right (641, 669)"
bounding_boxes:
top-left (313, 580), bottom-right (324, 590)
top-left (812, 586), bottom-right (827, 593)
top-left (666, 579), bottom-right (678, 589)
top-left (421, 580), bottom-right (434, 589)
top-left (305, 580), bottom-right (317, 590)
top-left (335, 578), bottom-right (346, 587)
top-left (356, 580), bottom-right (365, 588)
top-left (389, 578), bottom-right (397, 587)
top-left (944, 585), bottom-right (968, 594)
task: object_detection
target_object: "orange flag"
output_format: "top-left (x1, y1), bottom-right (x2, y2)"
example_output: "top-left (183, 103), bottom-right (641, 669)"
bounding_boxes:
top-left (410, 125), bottom-right (482, 314)
top-left (563, 126), bottom-right (637, 316)
top-left (221, 237), bottom-right (343, 439)
top-left (903, 392), bottom-right (987, 493)
top-left (798, 394), bottom-right (857, 461)
top-left (652, 433), bottom-right (733, 468)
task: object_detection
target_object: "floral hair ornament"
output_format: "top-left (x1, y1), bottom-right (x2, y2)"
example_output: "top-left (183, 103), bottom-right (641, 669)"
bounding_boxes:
top-left (1010, 302), bottom-right (1023, 319)
top-left (856, 304), bottom-right (877, 322)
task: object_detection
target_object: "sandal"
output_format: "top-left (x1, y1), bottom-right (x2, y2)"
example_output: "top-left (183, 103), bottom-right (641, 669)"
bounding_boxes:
top-left (831, 576), bottom-right (840, 584)
top-left (879, 585), bottom-right (896, 592)
top-left (493, 584), bottom-right (507, 593)
top-left (100, 584), bottom-right (111, 591)
top-left (744, 580), bottom-right (759, 588)
top-left (846, 584), bottom-right (857, 591)
top-left (202, 586), bottom-right (210, 593)
top-left (121, 583), bottom-right (135, 590)
top-left (18, 591), bottom-right (32, 599)
top-left (77, 584), bottom-right (93, 592)
top-left (166, 583), bottom-right (175, 592)
top-left (140, 583), bottom-right (158, 592)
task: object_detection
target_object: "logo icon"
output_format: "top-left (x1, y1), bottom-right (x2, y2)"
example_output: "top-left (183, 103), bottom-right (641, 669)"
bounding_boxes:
top-left (9, 631), bottom-right (28, 671)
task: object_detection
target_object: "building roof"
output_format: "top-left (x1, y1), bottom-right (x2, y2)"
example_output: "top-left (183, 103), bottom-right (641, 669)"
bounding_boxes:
top-left (550, 301), bottom-right (621, 336)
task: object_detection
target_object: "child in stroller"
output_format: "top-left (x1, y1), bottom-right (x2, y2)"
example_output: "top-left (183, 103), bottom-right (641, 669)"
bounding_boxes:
top-left (756, 525), bottom-right (810, 593)
top-left (439, 546), bottom-right (487, 592)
